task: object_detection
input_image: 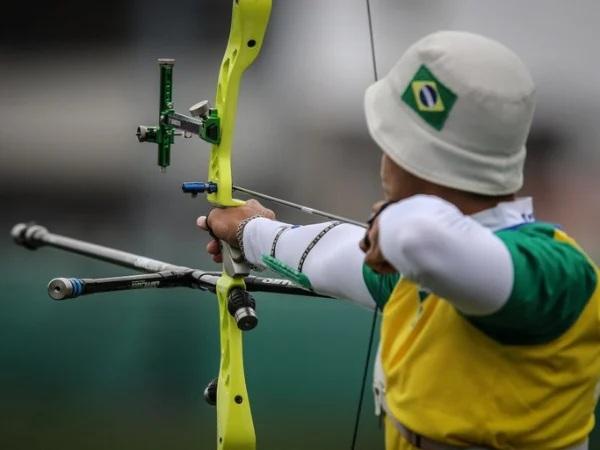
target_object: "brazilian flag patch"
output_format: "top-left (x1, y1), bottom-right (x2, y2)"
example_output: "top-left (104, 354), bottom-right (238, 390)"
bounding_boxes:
top-left (401, 65), bottom-right (457, 131)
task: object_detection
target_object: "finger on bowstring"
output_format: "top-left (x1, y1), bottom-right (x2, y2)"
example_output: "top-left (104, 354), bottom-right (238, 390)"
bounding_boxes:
top-left (367, 200), bottom-right (394, 226)
top-left (359, 232), bottom-right (371, 253)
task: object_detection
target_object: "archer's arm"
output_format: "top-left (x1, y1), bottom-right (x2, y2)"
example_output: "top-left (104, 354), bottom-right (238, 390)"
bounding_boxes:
top-left (241, 193), bottom-right (513, 315)
top-left (376, 195), bottom-right (514, 315)
top-left (376, 195), bottom-right (597, 343)
top-left (242, 218), bottom-right (381, 309)
top-left (239, 194), bottom-right (511, 314)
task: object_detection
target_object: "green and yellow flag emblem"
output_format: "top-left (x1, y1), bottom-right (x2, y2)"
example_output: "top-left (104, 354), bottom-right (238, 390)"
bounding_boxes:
top-left (402, 65), bottom-right (457, 131)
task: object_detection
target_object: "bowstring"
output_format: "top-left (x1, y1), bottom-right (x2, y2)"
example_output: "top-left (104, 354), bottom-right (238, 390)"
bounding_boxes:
top-left (365, 0), bottom-right (380, 81)
top-left (350, 1), bottom-right (380, 449)
top-left (350, 306), bottom-right (379, 449)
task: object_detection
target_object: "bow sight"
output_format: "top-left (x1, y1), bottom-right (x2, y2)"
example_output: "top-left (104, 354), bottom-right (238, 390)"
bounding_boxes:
top-left (136, 58), bottom-right (221, 170)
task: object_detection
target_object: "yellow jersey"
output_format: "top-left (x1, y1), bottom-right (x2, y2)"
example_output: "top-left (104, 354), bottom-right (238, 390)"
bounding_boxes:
top-left (366, 223), bottom-right (599, 449)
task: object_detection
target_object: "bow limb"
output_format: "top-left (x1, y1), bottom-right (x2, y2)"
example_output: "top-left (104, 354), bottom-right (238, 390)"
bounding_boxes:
top-left (208, 0), bottom-right (272, 208)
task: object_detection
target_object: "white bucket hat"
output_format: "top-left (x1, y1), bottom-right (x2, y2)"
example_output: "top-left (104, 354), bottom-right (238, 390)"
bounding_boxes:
top-left (364, 31), bottom-right (536, 195)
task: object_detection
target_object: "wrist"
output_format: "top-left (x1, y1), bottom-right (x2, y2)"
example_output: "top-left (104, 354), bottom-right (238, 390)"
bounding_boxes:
top-left (236, 215), bottom-right (266, 265)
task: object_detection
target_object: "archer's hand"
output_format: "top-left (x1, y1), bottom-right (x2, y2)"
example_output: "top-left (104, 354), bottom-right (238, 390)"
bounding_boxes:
top-left (197, 199), bottom-right (276, 264)
top-left (360, 201), bottom-right (396, 274)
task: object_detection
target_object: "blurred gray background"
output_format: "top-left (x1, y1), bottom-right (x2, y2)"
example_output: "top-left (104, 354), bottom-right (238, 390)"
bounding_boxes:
top-left (2, 1), bottom-right (600, 449)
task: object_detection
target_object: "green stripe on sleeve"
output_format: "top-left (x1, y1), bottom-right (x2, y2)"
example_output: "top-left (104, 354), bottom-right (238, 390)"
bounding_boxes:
top-left (466, 223), bottom-right (598, 345)
top-left (362, 265), bottom-right (400, 310)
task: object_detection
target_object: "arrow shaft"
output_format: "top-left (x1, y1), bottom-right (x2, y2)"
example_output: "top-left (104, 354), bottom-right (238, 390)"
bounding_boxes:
top-left (233, 185), bottom-right (367, 228)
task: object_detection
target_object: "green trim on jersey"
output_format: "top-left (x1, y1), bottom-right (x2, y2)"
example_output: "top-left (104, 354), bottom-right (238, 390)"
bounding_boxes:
top-left (466, 223), bottom-right (598, 345)
top-left (362, 265), bottom-right (399, 310)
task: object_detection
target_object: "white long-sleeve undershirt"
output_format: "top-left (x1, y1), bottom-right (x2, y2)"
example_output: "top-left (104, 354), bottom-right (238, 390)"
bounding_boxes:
top-left (242, 219), bottom-right (375, 309)
top-left (242, 195), bottom-right (517, 316)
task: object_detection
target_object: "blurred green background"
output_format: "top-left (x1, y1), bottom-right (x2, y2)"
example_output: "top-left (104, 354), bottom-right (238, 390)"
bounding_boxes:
top-left (3, 0), bottom-right (600, 449)
top-left (2, 243), bottom-right (381, 450)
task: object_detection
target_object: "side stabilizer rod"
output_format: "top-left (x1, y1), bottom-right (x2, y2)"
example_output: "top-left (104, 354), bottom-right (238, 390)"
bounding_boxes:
top-left (48, 270), bottom-right (196, 300)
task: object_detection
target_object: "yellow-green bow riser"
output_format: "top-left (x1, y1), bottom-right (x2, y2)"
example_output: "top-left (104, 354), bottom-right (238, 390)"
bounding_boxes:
top-left (210, 1), bottom-right (271, 450)
top-left (136, 1), bottom-right (272, 448)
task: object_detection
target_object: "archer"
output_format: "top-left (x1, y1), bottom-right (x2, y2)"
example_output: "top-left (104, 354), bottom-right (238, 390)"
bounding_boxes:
top-left (198, 31), bottom-right (599, 450)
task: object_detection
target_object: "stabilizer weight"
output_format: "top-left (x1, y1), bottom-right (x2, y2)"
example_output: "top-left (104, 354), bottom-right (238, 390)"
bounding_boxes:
top-left (228, 288), bottom-right (258, 331)
top-left (11, 223), bottom-right (48, 250)
top-left (48, 278), bottom-right (81, 300)
top-left (204, 377), bottom-right (218, 406)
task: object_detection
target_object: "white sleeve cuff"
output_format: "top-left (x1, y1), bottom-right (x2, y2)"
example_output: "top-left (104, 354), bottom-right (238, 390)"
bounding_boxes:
top-left (242, 218), bottom-right (291, 268)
